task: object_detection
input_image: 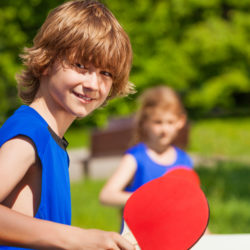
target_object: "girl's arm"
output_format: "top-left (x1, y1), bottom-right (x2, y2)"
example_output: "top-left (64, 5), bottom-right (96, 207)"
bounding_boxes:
top-left (99, 154), bottom-right (137, 207)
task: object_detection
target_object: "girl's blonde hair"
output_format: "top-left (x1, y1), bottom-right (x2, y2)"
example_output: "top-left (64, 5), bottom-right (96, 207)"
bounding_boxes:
top-left (134, 85), bottom-right (186, 143)
top-left (17, 0), bottom-right (133, 104)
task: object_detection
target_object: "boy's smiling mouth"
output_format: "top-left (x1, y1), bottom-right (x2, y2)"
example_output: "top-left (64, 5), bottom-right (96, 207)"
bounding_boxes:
top-left (72, 91), bottom-right (95, 103)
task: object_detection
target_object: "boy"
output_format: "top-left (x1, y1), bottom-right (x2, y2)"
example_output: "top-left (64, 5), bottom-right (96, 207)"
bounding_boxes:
top-left (0, 0), bottom-right (134, 249)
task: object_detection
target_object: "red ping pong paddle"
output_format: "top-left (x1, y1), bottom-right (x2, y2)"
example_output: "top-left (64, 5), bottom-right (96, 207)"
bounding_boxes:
top-left (122, 170), bottom-right (209, 250)
top-left (165, 166), bottom-right (201, 186)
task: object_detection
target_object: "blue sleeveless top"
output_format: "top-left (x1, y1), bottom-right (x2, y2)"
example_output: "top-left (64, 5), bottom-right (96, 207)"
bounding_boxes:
top-left (125, 143), bottom-right (193, 192)
top-left (0, 105), bottom-right (71, 250)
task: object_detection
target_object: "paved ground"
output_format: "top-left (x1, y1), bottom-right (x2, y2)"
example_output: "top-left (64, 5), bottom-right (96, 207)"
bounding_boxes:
top-left (68, 147), bottom-right (89, 181)
top-left (68, 147), bottom-right (123, 181)
top-left (193, 234), bottom-right (250, 249)
top-left (68, 147), bottom-right (226, 181)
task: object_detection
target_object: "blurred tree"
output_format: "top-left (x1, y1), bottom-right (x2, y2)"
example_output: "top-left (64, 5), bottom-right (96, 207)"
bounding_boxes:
top-left (0, 0), bottom-right (63, 123)
top-left (1, 0), bottom-right (250, 125)
top-left (104, 0), bottom-right (250, 117)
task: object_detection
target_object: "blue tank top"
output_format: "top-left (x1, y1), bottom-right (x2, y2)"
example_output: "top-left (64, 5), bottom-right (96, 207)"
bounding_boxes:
top-left (0, 105), bottom-right (71, 249)
top-left (125, 143), bottom-right (193, 192)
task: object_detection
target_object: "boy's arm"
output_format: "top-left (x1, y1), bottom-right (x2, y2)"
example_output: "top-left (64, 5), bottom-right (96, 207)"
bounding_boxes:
top-left (99, 154), bottom-right (137, 207)
top-left (0, 204), bottom-right (135, 249)
top-left (0, 136), bottom-right (38, 202)
top-left (0, 138), bottom-right (134, 250)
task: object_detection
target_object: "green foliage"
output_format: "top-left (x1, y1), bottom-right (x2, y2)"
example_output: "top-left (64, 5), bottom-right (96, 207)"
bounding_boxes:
top-left (1, 0), bottom-right (250, 125)
top-left (0, 0), bottom-right (63, 122)
top-left (65, 126), bottom-right (90, 149)
top-left (104, 0), bottom-right (250, 117)
top-left (197, 161), bottom-right (250, 233)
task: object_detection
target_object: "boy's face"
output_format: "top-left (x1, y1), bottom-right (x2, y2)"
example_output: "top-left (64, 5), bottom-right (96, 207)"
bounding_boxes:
top-left (144, 110), bottom-right (185, 149)
top-left (42, 61), bottom-right (113, 118)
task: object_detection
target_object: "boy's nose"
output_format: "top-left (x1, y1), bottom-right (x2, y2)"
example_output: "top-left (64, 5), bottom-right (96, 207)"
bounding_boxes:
top-left (83, 71), bottom-right (99, 90)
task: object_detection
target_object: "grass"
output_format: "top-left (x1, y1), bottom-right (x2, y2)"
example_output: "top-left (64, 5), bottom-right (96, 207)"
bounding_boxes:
top-left (71, 179), bottom-right (122, 232)
top-left (196, 161), bottom-right (250, 233)
top-left (188, 117), bottom-right (250, 159)
top-left (71, 160), bottom-right (250, 234)
top-left (69, 116), bottom-right (250, 234)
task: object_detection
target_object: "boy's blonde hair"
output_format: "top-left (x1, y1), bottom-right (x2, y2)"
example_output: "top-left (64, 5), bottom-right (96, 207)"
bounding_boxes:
top-left (134, 85), bottom-right (186, 143)
top-left (17, 0), bottom-right (133, 104)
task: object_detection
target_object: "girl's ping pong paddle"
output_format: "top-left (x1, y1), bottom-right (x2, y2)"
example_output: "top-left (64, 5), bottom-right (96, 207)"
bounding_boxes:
top-left (165, 166), bottom-right (201, 186)
top-left (122, 168), bottom-right (209, 250)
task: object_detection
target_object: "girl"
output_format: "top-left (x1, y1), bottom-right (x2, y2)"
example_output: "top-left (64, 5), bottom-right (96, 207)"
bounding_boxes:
top-left (99, 85), bottom-right (193, 207)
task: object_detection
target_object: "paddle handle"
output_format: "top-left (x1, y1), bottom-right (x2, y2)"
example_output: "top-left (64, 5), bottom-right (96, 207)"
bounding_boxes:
top-left (121, 221), bottom-right (141, 250)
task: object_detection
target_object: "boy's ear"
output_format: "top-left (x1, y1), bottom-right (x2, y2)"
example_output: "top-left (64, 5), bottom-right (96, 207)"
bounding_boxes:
top-left (42, 67), bottom-right (49, 76)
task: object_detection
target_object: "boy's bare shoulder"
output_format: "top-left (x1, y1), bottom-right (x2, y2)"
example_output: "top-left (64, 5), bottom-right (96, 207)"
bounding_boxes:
top-left (0, 135), bottom-right (37, 202)
top-left (0, 107), bottom-right (51, 155)
top-left (0, 134), bottom-right (36, 158)
top-left (0, 135), bottom-right (37, 173)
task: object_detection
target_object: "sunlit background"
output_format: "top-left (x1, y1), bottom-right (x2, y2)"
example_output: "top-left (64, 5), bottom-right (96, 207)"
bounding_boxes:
top-left (1, 0), bottom-right (250, 234)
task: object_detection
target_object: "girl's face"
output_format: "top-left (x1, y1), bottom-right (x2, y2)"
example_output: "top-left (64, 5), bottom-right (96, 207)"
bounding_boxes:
top-left (144, 111), bottom-right (185, 149)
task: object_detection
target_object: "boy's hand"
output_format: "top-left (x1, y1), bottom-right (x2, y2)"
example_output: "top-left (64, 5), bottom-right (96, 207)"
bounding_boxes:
top-left (89, 229), bottom-right (135, 250)
top-left (68, 227), bottom-right (135, 250)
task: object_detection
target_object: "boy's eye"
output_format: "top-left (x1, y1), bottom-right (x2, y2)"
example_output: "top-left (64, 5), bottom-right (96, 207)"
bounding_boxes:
top-left (75, 63), bottom-right (86, 69)
top-left (101, 71), bottom-right (113, 78)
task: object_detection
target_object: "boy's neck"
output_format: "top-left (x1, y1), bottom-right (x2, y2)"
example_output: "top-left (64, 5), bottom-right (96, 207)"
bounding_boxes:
top-left (30, 97), bottom-right (75, 138)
